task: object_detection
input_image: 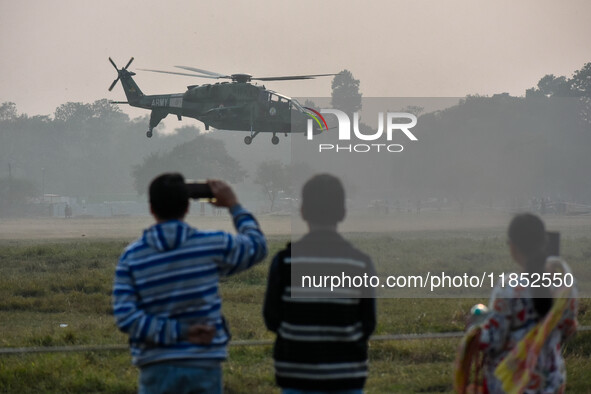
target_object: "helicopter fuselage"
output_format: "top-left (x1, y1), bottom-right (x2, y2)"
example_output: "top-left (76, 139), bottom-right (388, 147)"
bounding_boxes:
top-left (110, 58), bottom-right (321, 144)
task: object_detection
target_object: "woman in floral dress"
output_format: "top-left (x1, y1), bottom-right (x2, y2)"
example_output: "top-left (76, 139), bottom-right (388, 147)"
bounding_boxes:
top-left (457, 214), bottom-right (578, 393)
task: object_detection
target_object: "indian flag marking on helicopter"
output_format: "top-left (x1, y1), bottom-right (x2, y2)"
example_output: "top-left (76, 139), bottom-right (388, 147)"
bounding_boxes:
top-left (304, 107), bottom-right (328, 130)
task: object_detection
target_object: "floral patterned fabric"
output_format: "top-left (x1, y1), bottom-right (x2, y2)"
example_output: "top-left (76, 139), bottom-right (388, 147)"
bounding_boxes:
top-left (479, 261), bottom-right (578, 393)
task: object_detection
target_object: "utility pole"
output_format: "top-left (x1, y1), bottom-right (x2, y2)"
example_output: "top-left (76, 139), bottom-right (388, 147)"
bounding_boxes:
top-left (42, 167), bottom-right (46, 197)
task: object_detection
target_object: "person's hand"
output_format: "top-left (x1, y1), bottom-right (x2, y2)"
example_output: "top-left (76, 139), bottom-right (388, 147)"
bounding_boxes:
top-left (187, 324), bottom-right (216, 345)
top-left (207, 180), bottom-right (238, 208)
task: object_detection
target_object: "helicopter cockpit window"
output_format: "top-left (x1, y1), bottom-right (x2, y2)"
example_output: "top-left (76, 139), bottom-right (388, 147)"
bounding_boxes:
top-left (290, 98), bottom-right (306, 113)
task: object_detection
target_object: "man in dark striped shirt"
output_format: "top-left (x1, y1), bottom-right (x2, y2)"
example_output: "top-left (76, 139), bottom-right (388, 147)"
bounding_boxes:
top-left (264, 174), bottom-right (376, 394)
top-left (113, 173), bottom-right (267, 394)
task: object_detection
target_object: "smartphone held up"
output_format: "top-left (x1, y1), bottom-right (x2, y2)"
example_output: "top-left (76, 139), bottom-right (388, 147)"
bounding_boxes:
top-left (186, 182), bottom-right (214, 200)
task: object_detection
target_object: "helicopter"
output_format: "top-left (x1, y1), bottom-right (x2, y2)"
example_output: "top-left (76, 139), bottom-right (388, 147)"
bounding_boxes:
top-left (108, 57), bottom-right (335, 144)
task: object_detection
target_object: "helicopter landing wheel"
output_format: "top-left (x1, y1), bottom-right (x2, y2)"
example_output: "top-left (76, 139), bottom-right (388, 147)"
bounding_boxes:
top-left (271, 135), bottom-right (279, 145)
top-left (146, 130), bottom-right (153, 138)
top-left (244, 136), bottom-right (252, 145)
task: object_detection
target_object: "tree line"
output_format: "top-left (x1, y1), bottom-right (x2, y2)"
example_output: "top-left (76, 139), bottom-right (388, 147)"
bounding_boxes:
top-left (0, 62), bottom-right (589, 216)
top-left (0, 100), bottom-right (244, 216)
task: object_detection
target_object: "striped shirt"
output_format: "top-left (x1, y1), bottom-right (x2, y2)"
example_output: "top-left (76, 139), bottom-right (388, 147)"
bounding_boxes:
top-left (263, 231), bottom-right (376, 391)
top-left (112, 204), bottom-right (267, 367)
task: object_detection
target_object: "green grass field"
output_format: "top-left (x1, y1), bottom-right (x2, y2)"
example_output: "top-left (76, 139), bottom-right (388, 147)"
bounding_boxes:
top-left (0, 234), bottom-right (590, 393)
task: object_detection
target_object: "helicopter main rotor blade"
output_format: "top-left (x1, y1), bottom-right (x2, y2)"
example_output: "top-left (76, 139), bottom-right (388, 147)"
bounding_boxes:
top-left (253, 73), bottom-right (340, 81)
top-left (175, 66), bottom-right (229, 78)
top-left (139, 68), bottom-right (220, 79)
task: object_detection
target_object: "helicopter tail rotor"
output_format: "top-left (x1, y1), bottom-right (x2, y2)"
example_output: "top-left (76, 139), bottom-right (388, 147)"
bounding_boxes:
top-left (108, 57), bottom-right (135, 91)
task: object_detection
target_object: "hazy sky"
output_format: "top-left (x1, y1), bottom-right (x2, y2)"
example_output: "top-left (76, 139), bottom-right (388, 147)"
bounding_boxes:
top-left (1, 0), bottom-right (590, 126)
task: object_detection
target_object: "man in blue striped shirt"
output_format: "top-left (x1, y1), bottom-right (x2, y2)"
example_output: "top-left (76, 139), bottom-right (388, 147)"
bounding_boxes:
top-left (113, 173), bottom-right (267, 394)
